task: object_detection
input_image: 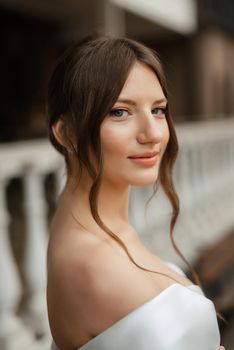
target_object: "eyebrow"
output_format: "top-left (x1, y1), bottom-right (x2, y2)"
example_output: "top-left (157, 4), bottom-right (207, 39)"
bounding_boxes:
top-left (115, 98), bottom-right (168, 106)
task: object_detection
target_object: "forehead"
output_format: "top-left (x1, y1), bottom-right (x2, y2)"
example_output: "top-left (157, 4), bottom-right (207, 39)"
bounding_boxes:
top-left (118, 62), bottom-right (165, 100)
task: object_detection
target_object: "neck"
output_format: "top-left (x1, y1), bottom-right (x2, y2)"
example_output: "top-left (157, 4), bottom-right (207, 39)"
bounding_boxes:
top-left (60, 173), bottom-right (131, 235)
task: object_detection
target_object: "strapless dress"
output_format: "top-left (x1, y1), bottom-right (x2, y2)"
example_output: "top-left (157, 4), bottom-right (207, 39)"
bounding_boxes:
top-left (51, 262), bottom-right (221, 350)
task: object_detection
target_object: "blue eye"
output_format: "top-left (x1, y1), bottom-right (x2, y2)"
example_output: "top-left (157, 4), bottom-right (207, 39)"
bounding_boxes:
top-left (152, 106), bottom-right (167, 117)
top-left (109, 109), bottom-right (128, 118)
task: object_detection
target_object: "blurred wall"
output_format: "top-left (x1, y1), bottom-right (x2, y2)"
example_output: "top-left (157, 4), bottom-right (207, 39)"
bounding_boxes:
top-left (0, 0), bottom-right (234, 141)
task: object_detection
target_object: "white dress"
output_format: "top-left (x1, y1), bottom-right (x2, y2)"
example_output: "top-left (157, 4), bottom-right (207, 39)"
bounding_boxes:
top-left (51, 262), bottom-right (221, 350)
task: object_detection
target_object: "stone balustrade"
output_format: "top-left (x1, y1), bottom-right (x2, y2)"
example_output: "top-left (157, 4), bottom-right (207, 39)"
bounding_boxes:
top-left (0, 140), bottom-right (64, 350)
top-left (131, 118), bottom-right (234, 266)
top-left (0, 117), bottom-right (234, 349)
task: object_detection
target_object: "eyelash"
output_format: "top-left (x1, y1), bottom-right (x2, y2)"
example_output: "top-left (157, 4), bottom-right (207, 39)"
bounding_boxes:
top-left (109, 106), bottom-right (168, 119)
top-left (152, 106), bottom-right (168, 117)
top-left (109, 109), bottom-right (128, 118)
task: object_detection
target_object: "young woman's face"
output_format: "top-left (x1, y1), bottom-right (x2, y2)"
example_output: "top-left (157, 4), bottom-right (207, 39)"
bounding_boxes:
top-left (100, 62), bottom-right (170, 187)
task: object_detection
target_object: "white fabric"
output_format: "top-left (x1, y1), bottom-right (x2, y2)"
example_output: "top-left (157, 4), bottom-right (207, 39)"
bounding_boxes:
top-left (51, 262), bottom-right (221, 350)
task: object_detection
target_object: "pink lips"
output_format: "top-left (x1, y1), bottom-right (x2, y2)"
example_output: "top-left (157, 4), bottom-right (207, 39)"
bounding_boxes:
top-left (128, 151), bottom-right (159, 167)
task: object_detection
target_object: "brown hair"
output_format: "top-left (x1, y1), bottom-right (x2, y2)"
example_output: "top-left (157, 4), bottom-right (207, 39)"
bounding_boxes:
top-left (47, 36), bottom-right (199, 285)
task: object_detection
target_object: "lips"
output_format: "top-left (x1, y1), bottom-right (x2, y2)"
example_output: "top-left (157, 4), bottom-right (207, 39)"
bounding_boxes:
top-left (128, 151), bottom-right (159, 159)
top-left (128, 151), bottom-right (160, 167)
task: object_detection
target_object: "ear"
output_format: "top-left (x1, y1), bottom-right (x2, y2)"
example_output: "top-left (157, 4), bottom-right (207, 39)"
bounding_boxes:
top-left (52, 117), bottom-right (67, 148)
top-left (52, 116), bottom-right (76, 151)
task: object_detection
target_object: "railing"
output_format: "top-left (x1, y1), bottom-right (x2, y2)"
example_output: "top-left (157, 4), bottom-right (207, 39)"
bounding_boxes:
top-left (0, 117), bottom-right (234, 349)
top-left (0, 141), bottom-right (64, 350)
top-left (131, 117), bottom-right (234, 264)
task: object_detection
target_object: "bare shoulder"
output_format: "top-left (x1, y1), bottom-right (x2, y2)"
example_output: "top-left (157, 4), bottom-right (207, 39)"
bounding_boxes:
top-left (47, 221), bottom-right (108, 346)
top-left (47, 228), bottom-right (158, 349)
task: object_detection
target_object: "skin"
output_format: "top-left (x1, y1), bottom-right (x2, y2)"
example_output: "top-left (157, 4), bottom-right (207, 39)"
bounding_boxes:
top-left (51, 62), bottom-right (169, 236)
top-left (100, 61), bottom-right (169, 188)
top-left (47, 62), bottom-right (224, 350)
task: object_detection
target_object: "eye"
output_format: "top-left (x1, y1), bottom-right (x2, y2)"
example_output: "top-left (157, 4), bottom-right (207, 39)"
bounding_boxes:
top-left (109, 108), bottom-right (128, 118)
top-left (152, 106), bottom-right (168, 117)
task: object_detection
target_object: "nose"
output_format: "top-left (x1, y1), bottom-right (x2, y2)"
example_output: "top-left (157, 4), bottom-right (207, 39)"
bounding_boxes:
top-left (136, 112), bottom-right (164, 144)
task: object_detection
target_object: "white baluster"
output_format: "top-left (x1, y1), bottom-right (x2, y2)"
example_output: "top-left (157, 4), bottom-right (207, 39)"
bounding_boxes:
top-left (192, 138), bottom-right (210, 249)
top-left (1, 124), bottom-right (232, 308)
top-left (22, 168), bottom-right (50, 337)
top-left (176, 144), bottom-right (197, 234)
top-left (55, 166), bottom-right (66, 199)
top-left (0, 178), bottom-right (34, 350)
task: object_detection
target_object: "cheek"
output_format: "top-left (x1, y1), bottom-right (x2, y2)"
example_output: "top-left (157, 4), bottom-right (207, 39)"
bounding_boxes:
top-left (161, 123), bottom-right (170, 152)
top-left (100, 124), bottom-right (131, 156)
top-left (164, 125), bottom-right (170, 147)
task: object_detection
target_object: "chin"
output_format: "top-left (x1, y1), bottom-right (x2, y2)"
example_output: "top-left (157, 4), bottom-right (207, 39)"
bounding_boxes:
top-left (128, 174), bottom-right (159, 186)
top-left (131, 180), bottom-right (158, 187)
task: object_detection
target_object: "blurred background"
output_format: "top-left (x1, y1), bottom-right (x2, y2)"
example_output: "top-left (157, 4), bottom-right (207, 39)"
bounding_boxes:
top-left (0, 0), bottom-right (233, 349)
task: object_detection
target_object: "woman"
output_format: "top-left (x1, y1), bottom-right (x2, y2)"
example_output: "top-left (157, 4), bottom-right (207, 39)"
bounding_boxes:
top-left (46, 37), bottom-right (224, 350)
